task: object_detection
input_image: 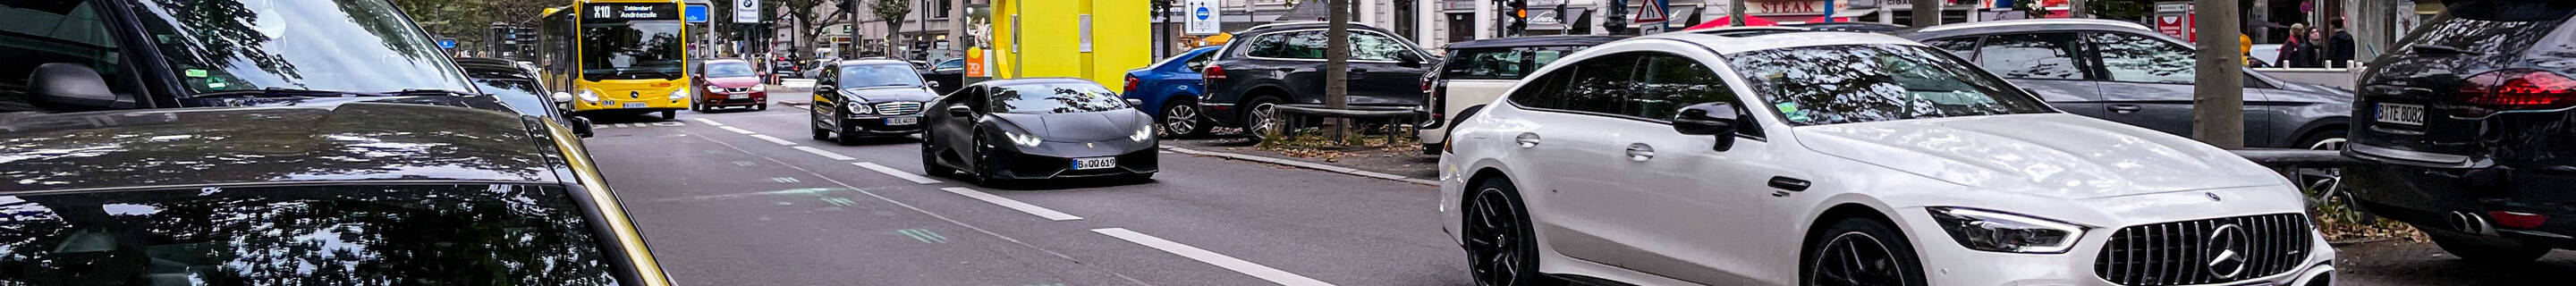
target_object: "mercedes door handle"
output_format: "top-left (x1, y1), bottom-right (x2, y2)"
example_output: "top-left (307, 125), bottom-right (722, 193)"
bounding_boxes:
top-left (2107, 105), bottom-right (2142, 114)
top-left (1624, 143), bottom-right (1655, 161)
top-left (1514, 133), bottom-right (1541, 148)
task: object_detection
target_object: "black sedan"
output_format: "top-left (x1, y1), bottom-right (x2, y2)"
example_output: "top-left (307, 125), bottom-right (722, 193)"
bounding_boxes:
top-left (920, 78), bottom-right (1158, 185)
top-left (810, 59), bottom-right (941, 145)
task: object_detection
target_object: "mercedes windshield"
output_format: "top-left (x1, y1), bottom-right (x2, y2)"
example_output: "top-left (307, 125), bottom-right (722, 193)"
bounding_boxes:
top-left (126, 0), bottom-right (477, 96)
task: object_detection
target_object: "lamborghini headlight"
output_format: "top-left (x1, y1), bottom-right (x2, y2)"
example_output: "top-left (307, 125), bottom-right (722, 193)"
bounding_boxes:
top-left (1004, 130), bottom-right (1043, 147)
top-left (1130, 127), bottom-right (1153, 142)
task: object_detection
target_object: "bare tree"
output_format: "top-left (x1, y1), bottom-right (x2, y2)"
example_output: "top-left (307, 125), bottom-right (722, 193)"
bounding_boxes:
top-left (776, 0), bottom-right (848, 58)
top-left (2190, 0), bottom-right (2244, 147)
top-left (1324, 0), bottom-right (1351, 142)
top-left (871, 0), bottom-right (912, 58)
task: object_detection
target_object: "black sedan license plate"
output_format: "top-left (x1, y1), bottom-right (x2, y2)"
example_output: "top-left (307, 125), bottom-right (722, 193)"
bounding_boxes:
top-left (2377, 103), bottom-right (2424, 125)
top-left (1072, 157), bottom-right (1116, 170)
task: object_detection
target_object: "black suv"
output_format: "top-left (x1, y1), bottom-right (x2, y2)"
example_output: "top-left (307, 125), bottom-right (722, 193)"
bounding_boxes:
top-left (2343, 0), bottom-right (2576, 263)
top-left (1198, 22), bottom-right (1437, 135)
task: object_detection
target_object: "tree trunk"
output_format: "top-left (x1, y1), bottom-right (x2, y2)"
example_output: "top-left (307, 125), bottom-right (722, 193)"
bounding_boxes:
top-left (1325, 0), bottom-right (1351, 143)
top-left (1910, 0), bottom-right (1940, 27)
top-left (2190, 0), bottom-right (2245, 148)
top-left (1730, 0), bottom-right (1746, 26)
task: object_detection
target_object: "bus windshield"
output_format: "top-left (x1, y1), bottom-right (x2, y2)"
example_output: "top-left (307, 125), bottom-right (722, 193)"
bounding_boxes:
top-left (579, 3), bottom-right (684, 81)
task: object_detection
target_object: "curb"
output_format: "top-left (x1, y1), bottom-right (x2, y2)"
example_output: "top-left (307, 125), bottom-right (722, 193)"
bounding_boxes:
top-left (1161, 145), bottom-right (1441, 187)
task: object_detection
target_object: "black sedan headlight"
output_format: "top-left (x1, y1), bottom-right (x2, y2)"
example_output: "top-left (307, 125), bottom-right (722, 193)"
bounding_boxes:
top-left (847, 102), bottom-right (874, 114)
top-left (1928, 206), bottom-right (2086, 254)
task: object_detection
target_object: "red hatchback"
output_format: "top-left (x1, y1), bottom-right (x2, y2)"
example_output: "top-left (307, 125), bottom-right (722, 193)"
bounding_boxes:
top-left (694, 59), bottom-right (769, 111)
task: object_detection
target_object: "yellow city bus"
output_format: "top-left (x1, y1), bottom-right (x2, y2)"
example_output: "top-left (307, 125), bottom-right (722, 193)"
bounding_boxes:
top-left (538, 0), bottom-right (692, 119)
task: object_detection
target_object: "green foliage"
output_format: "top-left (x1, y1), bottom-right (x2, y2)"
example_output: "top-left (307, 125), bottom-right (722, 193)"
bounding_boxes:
top-left (2085, 0), bottom-right (2153, 21)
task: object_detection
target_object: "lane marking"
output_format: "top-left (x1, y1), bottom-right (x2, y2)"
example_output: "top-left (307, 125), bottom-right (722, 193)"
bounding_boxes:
top-left (749, 134), bottom-right (800, 146)
top-left (792, 146), bottom-right (856, 160)
top-left (691, 118), bottom-right (725, 126)
top-left (771, 177), bottom-right (801, 183)
top-left (939, 188), bottom-right (1081, 221)
top-left (718, 126), bottom-right (757, 134)
top-left (668, 129), bottom-right (1152, 285)
top-left (1091, 228), bottom-right (1334, 286)
top-left (855, 162), bottom-right (942, 184)
top-left (732, 161), bottom-right (758, 166)
top-left (894, 229), bottom-right (952, 243)
top-left (651, 122), bottom-right (683, 126)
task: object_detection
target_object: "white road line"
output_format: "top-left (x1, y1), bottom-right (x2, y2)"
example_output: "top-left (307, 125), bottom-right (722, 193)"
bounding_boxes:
top-left (854, 162), bottom-right (941, 183)
top-left (1090, 228), bottom-right (1333, 286)
top-left (691, 118), bottom-right (725, 126)
top-left (749, 134), bottom-right (800, 146)
top-left (717, 126), bottom-right (757, 134)
top-left (940, 188), bottom-right (1081, 221)
top-left (791, 146), bottom-right (856, 160)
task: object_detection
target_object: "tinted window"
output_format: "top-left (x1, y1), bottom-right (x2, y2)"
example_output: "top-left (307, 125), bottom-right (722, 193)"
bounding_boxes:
top-left (1922, 37), bottom-right (1979, 58)
top-left (1246, 30), bottom-right (1327, 59)
top-left (1352, 32), bottom-right (1411, 61)
top-left (1182, 50), bottom-right (1217, 72)
top-left (1976, 33), bottom-right (2086, 80)
top-left (837, 63), bottom-right (926, 88)
top-left (1729, 45), bottom-right (2056, 126)
top-left (702, 62), bottom-right (756, 78)
top-left (1504, 64), bottom-right (1574, 109)
top-left (0, 0), bottom-right (130, 113)
top-left (1626, 55), bottom-right (1743, 122)
top-left (127, 0), bottom-right (476, 95)
top-left (474, 79), bottom-right (555, 117)
top-left (991, 83), bottom-right (1126, 114)
top-left (1555, 54), bottom-right (1639, 114)
top-left (2089, 32), bottom-right (2197, 84)
top-left (0, 184), bottom-right (623, 284)
top-left (2398, 13), bottom-right (2566, 56)
top-left (1442, 46), bottom-right (1577, 80)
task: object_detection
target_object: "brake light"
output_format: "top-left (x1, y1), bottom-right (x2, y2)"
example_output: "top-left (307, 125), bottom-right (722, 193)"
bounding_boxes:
top-left (1419, 76), bottom-right (1436, 93)
top-left (1125, 75), bottom-right (1140, 93)
top-left (1202, 64), bottom-right (1227, 80)
top-left (2458, 70), bottom-right (2576, 112)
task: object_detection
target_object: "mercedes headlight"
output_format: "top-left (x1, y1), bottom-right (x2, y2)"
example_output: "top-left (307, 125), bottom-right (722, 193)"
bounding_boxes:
top-left (847, 102), bottom-right (874, 114)
top-left (667, 89), bottom-right (689, 100)
top-left (1003, 130), bottom-right (1043, 147)
top-left (1928, 206), bottom-right (2085, 254)
top-left (577, 90), bottom-right (601, 102)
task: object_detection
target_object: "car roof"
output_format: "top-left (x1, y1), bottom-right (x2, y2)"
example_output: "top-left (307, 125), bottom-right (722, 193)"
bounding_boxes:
top-left (1635, 27), bottom-right (1928, 55)
top-left (975, 78), bottom-right (1102, 88)
top-left (453, 58), bottom-right (534, 80)
top-left (704, 58), bottom-right (750, 64)
top-left (1235, 21), bottom-right (1394, 35)
top-left (0, 101), bottom-right (564, 191)
top-left (1894, 19), bottom-right (2155, 39)
top-left (837, 59), bottom-right (911, 66)
top-left (1445, 35), bottom-right (1630, 50)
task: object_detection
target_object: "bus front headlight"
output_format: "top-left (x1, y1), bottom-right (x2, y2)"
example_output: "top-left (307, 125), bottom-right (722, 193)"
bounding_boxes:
top-left (668, 89), bottom-right (689, 100)
top-left (577, 90), bottom-right (601, 102)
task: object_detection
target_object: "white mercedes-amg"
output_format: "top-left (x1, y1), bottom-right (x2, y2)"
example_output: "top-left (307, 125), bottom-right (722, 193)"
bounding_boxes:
top-left (1437, 28), bottom-right (2335, 286)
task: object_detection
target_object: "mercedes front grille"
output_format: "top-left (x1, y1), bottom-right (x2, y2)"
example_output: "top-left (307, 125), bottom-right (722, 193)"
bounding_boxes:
top-left (2093, 214), bottom-right (2312, 286)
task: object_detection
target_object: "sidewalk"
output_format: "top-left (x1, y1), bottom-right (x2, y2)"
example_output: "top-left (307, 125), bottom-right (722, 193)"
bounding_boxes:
top-left (1159, 136), bottom-right (1441, 187)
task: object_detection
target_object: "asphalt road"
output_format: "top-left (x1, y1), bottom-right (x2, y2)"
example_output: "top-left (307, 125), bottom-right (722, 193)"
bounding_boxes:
top-left (577, 106), bottom-right (1469, 286)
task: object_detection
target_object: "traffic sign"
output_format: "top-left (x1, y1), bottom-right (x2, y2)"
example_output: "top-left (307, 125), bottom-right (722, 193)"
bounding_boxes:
top-left (1632, 0), bottom-right (1669, 24)
top-left (733, 0), bottom-right (761, 23)
top-left (683, 4), bottom-right (709, 23)
top-left (1184, 0), bottom-right (1219, 35)
top-left (436, 38), bottom-right (457, 49)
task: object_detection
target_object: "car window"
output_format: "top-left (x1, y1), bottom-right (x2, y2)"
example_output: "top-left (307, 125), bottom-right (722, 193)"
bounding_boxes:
top-left (1975, 33), bottom-right (2086, 80)
top-left (1247, 30), bottom-right (1326, 59)
top-left (703, 62), bottom-right (756, 78)
top-left (1922, 37), bottom-right (1979, 58)
top-left (990, 83), bottom-right (1126, 114)
top-left (0, 184), bottom-right (626, 284)
top-left (2089, 32), bottom-right (2197, 84)
top-left (1728, 44), bottom-right (2056, 126)
top-left (474, 79), bottom-right (555, 117)
top-left (1351, 32), bottom-right (1411, 61)
top-left (838, 63), bottom-right (925, 88)
top-left (0, 0), bottom-right (134, 113)
top-left (1555, 54), bottom-right (1638, 114)
top-left (1627, 54), bottom-right (1749, 126)
top-left (1442, 46), bottom-right (1578, 80)
top-left (2399, 10), bottom-right (2569, 56)
top-left (1504, 63), bottom-right (1574, 110)
top-left (1183, 50), bottom-right (1217, 72)
top-left (126, 0), bottom-right (476, 95)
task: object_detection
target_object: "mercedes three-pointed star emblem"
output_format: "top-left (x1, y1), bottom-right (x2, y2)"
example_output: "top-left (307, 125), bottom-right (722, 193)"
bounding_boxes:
top-left (2205, 223), bottom-right (2250, 279)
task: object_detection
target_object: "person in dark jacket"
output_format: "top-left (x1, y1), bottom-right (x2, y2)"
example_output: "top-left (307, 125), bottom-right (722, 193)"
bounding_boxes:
top-left (2328, 20), bottom-right (2357, 68)
top-left (2278, 24), bottom-right (2318, 67)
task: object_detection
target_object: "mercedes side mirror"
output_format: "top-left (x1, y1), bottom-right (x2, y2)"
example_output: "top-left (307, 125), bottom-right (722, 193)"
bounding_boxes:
top-left (1124, 98), bottom-right (1144, 107)
top-left (1672, 102), bottom-right (1741, 151)
top-left (945, 105), bottom-right (974, 117)
top-left (569, 116), bottom-right (596, 138)
top-left (1396, 53), bottom-right (1426, 67)
top-left (815, 85), bottom-right (835, 93)
top-left (925, 81), bottom-right (941, 89)
top-left (28, 63), bottom-right (133, 111)
top-left (552, 91), bottom-right (574, 103)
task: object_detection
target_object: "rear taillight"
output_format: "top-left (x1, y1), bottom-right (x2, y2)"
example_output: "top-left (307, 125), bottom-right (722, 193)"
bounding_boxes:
top-left (1202, 64), bottom-right (1227, 80)
top-left (1125, 75), bottom-right (1140, 92)
top-left (1419, 76), bottom-right (1436, 93)
top-left (2458, 70), bottom-right (2576, 113)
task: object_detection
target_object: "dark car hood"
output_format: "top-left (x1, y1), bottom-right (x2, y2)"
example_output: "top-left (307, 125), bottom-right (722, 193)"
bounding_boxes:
top-left (840, 87), bottom-right (938, 102)
top-left (0, 102), bottom-right (558, 191)
top-left (992, 111), bottom-right (1148, 142)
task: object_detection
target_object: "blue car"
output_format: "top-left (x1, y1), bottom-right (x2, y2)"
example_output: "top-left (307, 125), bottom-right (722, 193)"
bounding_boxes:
top-left (1124, 46), bottom-right (1222, 137)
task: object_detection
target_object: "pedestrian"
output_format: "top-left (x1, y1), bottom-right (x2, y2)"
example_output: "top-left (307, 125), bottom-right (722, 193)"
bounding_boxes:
top-left (2278, 23), bottom-right (2313, 67)
top-left (2301, 29), bottom-right (2329, 67)
top-left (2328, 20), bottom-right (2357, 68)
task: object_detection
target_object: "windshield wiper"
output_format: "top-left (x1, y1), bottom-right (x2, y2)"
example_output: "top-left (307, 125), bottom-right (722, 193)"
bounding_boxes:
top-left (194, 88), bottom-right (380, 98)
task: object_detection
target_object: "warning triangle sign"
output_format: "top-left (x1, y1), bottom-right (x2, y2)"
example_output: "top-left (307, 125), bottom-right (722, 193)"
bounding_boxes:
top-left (1633, 1), bottom-right (1668, 23)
